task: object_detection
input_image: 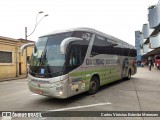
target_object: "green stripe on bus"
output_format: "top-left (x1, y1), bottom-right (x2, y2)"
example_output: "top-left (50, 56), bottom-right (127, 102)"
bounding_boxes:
top-left (69, 67), bottom-right (120, 91)
top-left (70, 68), bottom-right (117, 77)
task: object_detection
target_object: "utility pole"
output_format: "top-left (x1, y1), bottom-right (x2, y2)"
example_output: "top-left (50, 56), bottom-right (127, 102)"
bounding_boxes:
top-left (24, 11), bottom-right (48, 77)
top-left (25, 27), bottom-right (28, 77)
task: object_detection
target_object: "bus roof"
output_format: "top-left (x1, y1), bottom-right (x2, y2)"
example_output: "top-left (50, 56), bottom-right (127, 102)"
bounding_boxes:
top-left (40, 27), bottom-right (136, 49)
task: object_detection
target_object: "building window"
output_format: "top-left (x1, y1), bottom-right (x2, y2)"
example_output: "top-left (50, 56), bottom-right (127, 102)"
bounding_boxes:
top-left (0, 51), bottom-right (12, 63)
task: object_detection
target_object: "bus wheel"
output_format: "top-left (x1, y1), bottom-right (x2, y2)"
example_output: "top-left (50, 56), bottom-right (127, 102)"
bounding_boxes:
top-left (126, 69), bottom-right (131, 80)
top-left (88, 77), bottom-right (99, 95)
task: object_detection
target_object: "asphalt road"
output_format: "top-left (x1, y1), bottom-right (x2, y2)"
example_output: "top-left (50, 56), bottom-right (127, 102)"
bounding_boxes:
top-left (0, 67), bottom-right (160, 120)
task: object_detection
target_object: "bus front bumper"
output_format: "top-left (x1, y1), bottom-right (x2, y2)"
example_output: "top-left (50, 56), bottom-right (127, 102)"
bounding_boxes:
top-left (28, 74), bottom-right (68, 99)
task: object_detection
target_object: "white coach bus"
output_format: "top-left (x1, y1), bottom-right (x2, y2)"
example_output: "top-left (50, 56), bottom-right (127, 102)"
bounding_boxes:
top-left (21, 28), bottom-right (137, 99)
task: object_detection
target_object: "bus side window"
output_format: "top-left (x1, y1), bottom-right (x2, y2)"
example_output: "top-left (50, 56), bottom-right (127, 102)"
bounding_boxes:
top-left (91, 35), bottom-right (106, 56)
top-left (91, 35), bottom-right (120, 56)
top-left (130, 49), bottom-right (137, 57)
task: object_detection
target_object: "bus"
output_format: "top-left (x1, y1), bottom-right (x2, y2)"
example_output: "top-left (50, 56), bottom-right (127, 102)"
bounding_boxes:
top-left (20, 28), bottom-right (137, 99)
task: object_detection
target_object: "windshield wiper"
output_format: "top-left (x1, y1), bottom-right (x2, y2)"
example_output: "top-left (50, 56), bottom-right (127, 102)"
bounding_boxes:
top-left (31, 49), bottom-right (47, 74)
top-left (39, 48), bottom-right (47, 65)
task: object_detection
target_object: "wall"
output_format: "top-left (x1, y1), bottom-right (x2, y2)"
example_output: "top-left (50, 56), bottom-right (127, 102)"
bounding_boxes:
top-left (0, 37), bottom-right (34, 80)
top-left (0, 44), bottom-right (16, 79)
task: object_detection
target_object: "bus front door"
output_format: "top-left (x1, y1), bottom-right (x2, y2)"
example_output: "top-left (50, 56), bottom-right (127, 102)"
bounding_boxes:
top-left (67, 45), bottom-right (86, 97)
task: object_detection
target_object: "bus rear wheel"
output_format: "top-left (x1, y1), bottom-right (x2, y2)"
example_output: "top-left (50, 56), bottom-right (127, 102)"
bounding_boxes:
top-left (88, 77), bottom-right (99, 95)
top-left (126, 69), bottom-right (131, 80)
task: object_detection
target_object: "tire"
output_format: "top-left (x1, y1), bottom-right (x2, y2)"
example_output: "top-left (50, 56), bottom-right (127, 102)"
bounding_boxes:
top-left (88, 77), bottom-right (99, 95)
top-left (126, 69), bottom-right (131, 80)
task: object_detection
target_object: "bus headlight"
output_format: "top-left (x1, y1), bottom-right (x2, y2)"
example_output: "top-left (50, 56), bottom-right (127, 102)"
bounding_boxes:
top-left (58, 91), bottom-right (63, 95)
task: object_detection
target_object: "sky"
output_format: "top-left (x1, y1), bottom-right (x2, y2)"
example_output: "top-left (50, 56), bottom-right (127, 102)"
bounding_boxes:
top-left (0, 0), bottom-right (159, 46)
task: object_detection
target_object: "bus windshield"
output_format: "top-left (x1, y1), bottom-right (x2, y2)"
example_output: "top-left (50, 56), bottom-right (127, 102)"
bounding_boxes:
top-left (29, 32), bottom-right (71, 78)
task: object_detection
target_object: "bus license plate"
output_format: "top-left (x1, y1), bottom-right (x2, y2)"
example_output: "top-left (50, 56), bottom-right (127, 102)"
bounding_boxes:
top-left (35, 90), bottom-right (43, 94)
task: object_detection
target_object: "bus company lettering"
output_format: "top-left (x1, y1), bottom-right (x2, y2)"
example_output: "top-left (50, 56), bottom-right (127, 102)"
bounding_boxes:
top-left (82, 33), bottom-right (91, 41)
top-left (96, 35), bottom-right (105, 40)
top-left (86, 58), bottom-right (104, 65)
top-left (86, 58), bottom-right (118, 65)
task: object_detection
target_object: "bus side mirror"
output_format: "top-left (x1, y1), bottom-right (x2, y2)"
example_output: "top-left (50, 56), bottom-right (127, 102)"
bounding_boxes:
top-left (60, 37), bottom-right (83, 54)
top-left (20, 42), bottom-right (35, 56)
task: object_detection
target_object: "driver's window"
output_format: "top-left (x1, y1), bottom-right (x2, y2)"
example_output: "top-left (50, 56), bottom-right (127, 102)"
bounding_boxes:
top-left (69, 46), bottom-right (81, 67)
top-left (69, 52), bottom-right (76, 66)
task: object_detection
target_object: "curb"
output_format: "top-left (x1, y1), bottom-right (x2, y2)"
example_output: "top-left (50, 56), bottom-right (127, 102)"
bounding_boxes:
top-left (0, 76), bottom-right (27, 82)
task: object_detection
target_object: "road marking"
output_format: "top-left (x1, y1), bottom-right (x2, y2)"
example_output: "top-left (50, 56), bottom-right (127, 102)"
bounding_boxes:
top-left (48, 102), bottom-right (112, 111)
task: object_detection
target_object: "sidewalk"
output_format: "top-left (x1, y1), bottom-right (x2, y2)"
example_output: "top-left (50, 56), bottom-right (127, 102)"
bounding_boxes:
top-left (138, 65), bottom-right (160, 72)
top-left (0, 75), bottom-right (26, 82)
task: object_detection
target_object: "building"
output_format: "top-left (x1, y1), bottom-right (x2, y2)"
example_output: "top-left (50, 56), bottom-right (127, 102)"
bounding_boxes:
top-left (0, 36), bottom-right (35, 80)
top-left (135, 0), bottom-right (160, 66)
top-left (135, 31), bottom-right (142, 66)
